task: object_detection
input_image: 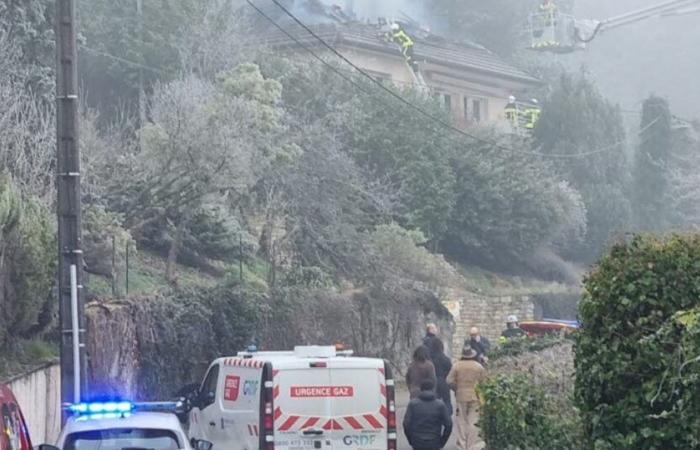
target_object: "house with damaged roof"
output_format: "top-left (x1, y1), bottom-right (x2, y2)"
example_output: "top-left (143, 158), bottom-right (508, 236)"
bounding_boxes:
top-left (253, 1), bottom-right (541, 128)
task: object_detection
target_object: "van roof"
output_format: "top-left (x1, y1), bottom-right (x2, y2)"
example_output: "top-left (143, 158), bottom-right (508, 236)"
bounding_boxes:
top-left (214, 346), bottom-right (385, 370)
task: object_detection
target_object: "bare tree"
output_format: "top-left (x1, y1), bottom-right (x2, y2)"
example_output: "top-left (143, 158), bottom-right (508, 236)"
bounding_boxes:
top-left (0, 34), bottom-right (55, 201)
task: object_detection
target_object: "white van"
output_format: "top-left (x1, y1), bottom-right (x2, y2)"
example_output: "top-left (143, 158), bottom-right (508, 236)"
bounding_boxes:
top-left (187, 346), bottom-right (397, 450)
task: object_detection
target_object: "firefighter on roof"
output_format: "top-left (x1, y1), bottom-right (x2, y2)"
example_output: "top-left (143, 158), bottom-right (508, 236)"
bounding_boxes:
top-left (388, 23), bottom-right (416, 67)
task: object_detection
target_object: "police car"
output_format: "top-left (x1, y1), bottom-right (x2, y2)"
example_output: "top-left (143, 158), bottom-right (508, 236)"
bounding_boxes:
top-left (37, 401), bottom-right (214, 450)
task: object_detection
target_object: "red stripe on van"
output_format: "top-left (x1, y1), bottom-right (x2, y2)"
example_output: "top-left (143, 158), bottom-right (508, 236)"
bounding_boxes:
top-left (273, 385), bottom-right (280, 399)
top-left (274, 407), bottom-right (283, 421)
top-left (273, 369), bottom-right (280, 378)
top-left (380, 385), bottom-right (386, 397)
top-left (344, 416), bottom-right (363, 430)
top-left (300, 417), bottom-right (320, 429)
top-left (279, 416), bottom-right (300, 431)
top-left (364, 414), bottom-right (383, 429)
top-left (322, 419), bottom-right (343, 431)
top-left (380, 405), bottom-right (388, 419)
top-left (378, 368), bottom-right (385, 375)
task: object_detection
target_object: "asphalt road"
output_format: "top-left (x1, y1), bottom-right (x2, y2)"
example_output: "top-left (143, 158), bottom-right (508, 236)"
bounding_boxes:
top-left (395, 388), bottom-right (476, 450)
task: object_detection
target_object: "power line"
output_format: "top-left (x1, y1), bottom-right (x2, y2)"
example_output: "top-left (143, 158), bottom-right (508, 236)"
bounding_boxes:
top-left (245, 1), bottom-right (374, 97)
top-left (80, 45), bottom-right (167, 75)
top-left (266, 0), bottom-right (593, 159)
top-left (267, 0), bottom-right (673, 160)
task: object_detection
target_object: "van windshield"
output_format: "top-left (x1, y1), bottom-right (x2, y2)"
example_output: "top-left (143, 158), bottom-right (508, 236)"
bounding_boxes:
top-left (64, 428), bottom-right (181, 450)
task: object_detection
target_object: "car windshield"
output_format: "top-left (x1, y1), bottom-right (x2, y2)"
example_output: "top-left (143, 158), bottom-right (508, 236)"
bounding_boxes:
top-left (64, 428), bottom-right (181, 450)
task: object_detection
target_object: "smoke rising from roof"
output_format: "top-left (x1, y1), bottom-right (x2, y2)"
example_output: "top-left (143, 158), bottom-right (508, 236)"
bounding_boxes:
top-left (314, 0), bottom-right (427, 24)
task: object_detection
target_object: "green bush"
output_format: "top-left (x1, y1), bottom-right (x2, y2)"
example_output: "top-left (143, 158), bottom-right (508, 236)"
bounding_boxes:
top-left (576, 235), bottom-right (700, 449)
top-left (478, 374), bottom-right (581, 450)
top-left (0, 175), bottom-right (55, 348)
top-left (490, 333), bottom-right (573, 360)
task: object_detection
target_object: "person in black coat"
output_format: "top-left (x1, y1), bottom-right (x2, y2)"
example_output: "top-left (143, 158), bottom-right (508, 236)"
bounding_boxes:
top-left (428, 338), bottom-right (453, 416)
top-left (403, 380), bottom-right (453, 450)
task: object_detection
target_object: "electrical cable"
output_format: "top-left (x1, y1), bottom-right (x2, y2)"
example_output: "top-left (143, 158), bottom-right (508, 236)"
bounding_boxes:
top-left (245, 0), bottom-right (374, 97)
top-left (80, 45), bottom-right (168, 75)
top-left (264, 0), bottom-right (634, 159)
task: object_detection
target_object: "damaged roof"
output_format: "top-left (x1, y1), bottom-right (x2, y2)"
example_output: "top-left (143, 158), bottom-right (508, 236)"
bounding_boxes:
top-left (258, 20), bottom-right (541, 85)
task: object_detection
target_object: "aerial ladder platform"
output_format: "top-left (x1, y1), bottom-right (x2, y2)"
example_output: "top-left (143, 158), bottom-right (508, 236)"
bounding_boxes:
top-left (528, 0), bottom-right (700, 52)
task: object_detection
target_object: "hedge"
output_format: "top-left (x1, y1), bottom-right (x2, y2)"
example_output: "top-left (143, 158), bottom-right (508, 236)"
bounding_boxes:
top-left (575, 235), bottom-right (700, 449)
top-left (478, 374), bottom-right (581, 450)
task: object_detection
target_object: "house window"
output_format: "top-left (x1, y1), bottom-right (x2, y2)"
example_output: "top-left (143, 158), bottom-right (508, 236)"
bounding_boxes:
top-left (464, 96), bottom-right (489, 123)
top-left (443, 93), bottom-right (452, 112)
top-left (472, 99), bottom-right (482, 122)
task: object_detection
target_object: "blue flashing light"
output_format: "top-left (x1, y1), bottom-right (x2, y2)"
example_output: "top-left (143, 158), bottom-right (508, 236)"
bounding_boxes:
top-left (68, 402), bottom-right (134, 416)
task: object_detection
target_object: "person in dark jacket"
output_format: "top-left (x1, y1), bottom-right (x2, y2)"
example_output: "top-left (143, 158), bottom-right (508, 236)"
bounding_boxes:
top-left (403, 380), bottom-right (452, 450)
top-left (406, 346), bottom-right (437, 399)
top-left (423, 323), bottom-right (439, 357)
top-left (428, 338), bottom-right (453, 416)
top-left (465, 327), bottom-right (491, 365)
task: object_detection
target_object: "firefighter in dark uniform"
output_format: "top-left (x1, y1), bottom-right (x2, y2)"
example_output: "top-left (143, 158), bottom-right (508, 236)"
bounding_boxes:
top-left (504, 95), bottom-right (519, 128)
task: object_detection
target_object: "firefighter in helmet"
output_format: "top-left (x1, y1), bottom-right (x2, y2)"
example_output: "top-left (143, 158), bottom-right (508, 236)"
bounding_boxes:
top-left (388, 23), bottom-right (415, 67)
top-left (504, 95), bottom-right (519, 128)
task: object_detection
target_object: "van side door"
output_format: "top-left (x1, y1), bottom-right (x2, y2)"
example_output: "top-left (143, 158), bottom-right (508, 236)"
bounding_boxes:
top-left (193, 364), bottom-right (221, 446)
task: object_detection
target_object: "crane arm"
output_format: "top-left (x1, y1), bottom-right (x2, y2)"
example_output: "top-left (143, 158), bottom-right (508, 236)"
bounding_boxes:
top-left (576, 0), bottom-right (700, 42)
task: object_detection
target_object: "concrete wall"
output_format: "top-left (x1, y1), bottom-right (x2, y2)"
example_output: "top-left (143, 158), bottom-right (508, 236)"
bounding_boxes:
top-left (443, 290), bottom-right (535, 354)
top-left (6, 361), bottom-right (62, 445)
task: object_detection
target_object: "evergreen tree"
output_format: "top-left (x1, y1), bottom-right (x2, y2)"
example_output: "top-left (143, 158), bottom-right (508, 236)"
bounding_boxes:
top-left (535, 71), bottom-right (630, 262)
top-left (632, 95), bottom-right (673, 231)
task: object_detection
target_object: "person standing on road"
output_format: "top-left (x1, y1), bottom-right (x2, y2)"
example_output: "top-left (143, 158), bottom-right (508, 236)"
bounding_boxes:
top-left (423, 323), bottom-right (439, 356)
top-left (403, 380), bottom-right (453, 450)
top-left (465, 327), bottom-right (491, 365)
top-left (428, 338), bottom-right (453, 416)
top-left (406, 346), bottom-right (437, 399)
top-left (447, 346), bottom-right (487, 450)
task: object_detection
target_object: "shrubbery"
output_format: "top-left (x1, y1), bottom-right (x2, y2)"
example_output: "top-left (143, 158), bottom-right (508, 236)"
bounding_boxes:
top-left (576, 235), bottom-right (700, 449)
top-left (478, 374), bottom-right (581, 450)
top-left (0, 175), bottom-right (55, 350)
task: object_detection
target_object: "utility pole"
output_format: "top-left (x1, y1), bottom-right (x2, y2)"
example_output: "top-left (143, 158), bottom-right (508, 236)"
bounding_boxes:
top-left (56, 0), bottom-right (87, 408)
top-left (136, 0), bottom-right (146, 143)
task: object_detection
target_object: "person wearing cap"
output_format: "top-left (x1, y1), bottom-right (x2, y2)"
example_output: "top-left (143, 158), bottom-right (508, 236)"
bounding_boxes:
top-left (403, 379), bottom-right (452, 450)
top-left (446, 346), bottom-right (487, 450)
top-left (465, 327), bottom-right (491, 365)
top-left (504, 95), bottom-right (519, 128)
top-left (501, 315), bottom-right (526, 342)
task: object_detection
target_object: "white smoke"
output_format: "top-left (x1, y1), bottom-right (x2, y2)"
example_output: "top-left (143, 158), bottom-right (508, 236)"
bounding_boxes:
top-left (323, 0), bottom-right (428, 23)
